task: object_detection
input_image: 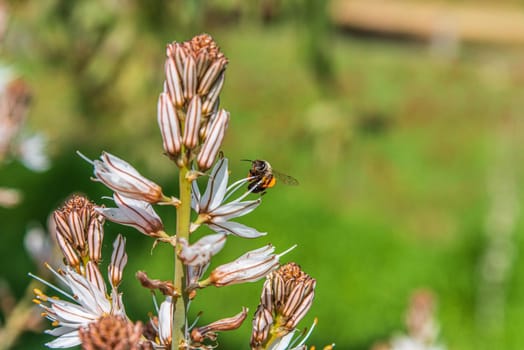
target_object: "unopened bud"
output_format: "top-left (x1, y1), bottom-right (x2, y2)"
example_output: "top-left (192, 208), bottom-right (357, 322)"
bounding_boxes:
top-left (54, 231), bottom-right (80, 267)
top-left (202, 73), bottom-right (224, 116)
top-left (109, 234), bottom-right (127, 288)
top-left (196, 109), bottom-right (229, 171)
top-left (182, 96), bottom-right (202, 149)
top-left (87, 218), bottom-right (104, 263)
top-left (157, 92), bottom-right (182, 158)
top-left (165, 58), bottom-right (184, 108)
top-left (183, 55), bottom-right (197, 100)
top-left (198, 58), bottom-right (227, 96)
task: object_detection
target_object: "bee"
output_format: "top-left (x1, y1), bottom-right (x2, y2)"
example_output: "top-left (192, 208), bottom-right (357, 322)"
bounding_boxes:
top-left (243, 159), bottom-right (299, 194)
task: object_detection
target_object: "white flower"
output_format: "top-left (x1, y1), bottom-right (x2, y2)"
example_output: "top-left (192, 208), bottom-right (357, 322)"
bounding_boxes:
top-left (79, 151), bottom-right (174, 204)
top-left (31, 235), bottom-right (128, 348)
top-left (158, 296), bottom-right (173, 347)
top-left (148, 296), bottom-right (173, 349)
top-left (96, 193), bottom-right (165, 237)
top-left (178, 233), bottom-right (227, 266)
top-left (18, 133), bottom-right (50, 172)
top-left (191, 157), bottom-right (265, 238)
top-left (203, 244), bottom-right (296, 287)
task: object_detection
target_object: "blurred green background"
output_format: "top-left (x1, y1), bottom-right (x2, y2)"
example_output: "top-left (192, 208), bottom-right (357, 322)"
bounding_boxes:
top-left (1, 0), bottom-right (524, 349)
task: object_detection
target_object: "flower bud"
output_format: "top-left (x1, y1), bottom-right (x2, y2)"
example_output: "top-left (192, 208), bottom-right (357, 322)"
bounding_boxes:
top-left (87, 218), bottom-right (104, 263)
top-left (196, 109), bottom-right (229, 171)
top-left (198, 58), bottom-right (227, 96)
top-left (183, 55), bottom-right (197, 101)
top-left (182, 95), bottom-right (202, 149)
top-left (109, 234), bottom-right (127, 288)
top-left (165, 58), bottom-right (184, 108)
top-left (157, 92), bottom-right (182, 158)
top-left (54, 230), bottom-right (80, 267)
top-left (202, 73), bottom-right (224, 116)
top-left (251, 307), bottom-right (273, 348)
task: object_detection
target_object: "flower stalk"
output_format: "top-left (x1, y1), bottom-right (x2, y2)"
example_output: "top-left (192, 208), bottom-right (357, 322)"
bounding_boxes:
top-left (173, 165), bottom-right (192, 349)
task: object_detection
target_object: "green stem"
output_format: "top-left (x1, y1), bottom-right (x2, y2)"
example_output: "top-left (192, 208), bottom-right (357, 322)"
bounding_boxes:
top-left (172, 166), bottom-right (192, 350)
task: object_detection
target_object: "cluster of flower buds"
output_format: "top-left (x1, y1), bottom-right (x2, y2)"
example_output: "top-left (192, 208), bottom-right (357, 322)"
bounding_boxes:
top-left (52, 195), bottom-right (104, 268)
top-left (251, 263), bottom-right (316, 350)
top-left (158, 34), bottom-right (230, 169)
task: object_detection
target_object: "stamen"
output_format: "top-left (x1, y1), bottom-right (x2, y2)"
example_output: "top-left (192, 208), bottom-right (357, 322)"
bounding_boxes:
top-left (277, 244), bottom-right (298, 258)
top-left (151, 294), bottom-right (160, 313)
top-left (234, 178), bottom-right (263, 203)
top-left (292, 318), bottom-right (318, 349)
top-left (223, 177), bottom-right (251, 201)
top-left (188, 310), bottom-right (202, 330)
top-left (76, 150), bottom-right (94, 165)
top-left (28, 272), bottom-right (74, 301)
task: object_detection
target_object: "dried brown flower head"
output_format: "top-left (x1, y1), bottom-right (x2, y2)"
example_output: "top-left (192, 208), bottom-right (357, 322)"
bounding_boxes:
top-left (78, 315), bottom-right (147, 350)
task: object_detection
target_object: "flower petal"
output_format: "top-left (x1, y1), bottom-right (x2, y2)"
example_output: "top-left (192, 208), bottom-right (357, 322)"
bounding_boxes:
top-left (208, 221), bottom-right (267, 238)
top-left (200, 157), bottom-right (228, 211)
top-left (211, 199), bottom-right (260, 221)
top-left (158, 296), bottom-right (173, 344)
top-left (178, 233), bottom-right (227, 266)
top-left (45, 330), bottom-right (82, 348)
top-left (99, 194), bottom-right (164, 235)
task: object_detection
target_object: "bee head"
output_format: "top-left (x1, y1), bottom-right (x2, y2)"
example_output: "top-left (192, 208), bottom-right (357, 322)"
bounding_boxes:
top-left (253, 160), bottom-right (268, 171)
top-left (241, 159), bottom-right (270, 172)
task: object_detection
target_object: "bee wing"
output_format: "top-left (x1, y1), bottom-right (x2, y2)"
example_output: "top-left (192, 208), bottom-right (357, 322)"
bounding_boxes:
top-left (272, 169), bottom-right (299, 186)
